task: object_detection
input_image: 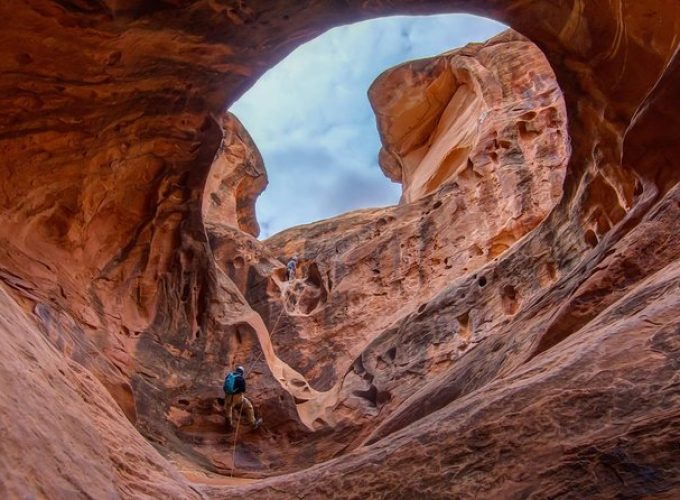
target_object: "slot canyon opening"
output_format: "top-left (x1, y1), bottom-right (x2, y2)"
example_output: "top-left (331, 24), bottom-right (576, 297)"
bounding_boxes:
top-left (202, 14), bottom-right (570, 417)
top-left (193, 12), bottom-right (571, 480)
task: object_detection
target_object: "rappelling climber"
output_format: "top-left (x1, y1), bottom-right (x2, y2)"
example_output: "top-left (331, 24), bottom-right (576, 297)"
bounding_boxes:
top-left (223, 365), bottom-right (262, 430)
top-left (286, 256), bottom-right (298, 281)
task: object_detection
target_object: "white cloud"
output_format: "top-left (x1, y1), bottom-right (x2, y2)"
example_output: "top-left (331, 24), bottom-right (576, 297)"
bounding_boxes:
top-left (230, 14), bottom-right (506, 238)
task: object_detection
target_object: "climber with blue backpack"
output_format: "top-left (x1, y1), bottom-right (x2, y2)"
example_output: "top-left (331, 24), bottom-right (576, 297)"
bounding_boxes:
top-left (223, 365), bottom-right (262, 430)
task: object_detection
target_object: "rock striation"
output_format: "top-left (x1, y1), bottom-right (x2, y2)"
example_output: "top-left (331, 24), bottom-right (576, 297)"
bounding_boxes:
top-left (0, 1), bottom-right (679, 498)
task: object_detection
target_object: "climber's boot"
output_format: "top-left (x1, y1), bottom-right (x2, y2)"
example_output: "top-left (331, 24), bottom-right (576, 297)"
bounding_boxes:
top-left (253, 417), bottom-right (263, 430)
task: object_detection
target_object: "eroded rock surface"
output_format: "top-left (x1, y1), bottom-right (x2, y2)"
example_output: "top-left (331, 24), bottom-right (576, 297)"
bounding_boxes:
top-left (370, 31), bottom-right (566, 205)
top-left (0, 1), bottom-right (679, 498)
top-left (257, 31), bottom-right (566, 397)
top-left (202, 113), bottom-right (267, 237)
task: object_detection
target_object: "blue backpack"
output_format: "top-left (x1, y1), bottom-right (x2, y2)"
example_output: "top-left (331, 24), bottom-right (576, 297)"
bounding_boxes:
top-left (223, 372), bottom-right (238, 394)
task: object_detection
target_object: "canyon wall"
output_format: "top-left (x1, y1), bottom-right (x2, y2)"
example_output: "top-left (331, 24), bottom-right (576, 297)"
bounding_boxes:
top-left (202, 113), bottom-right (267, 237)
top-left (259, 29), bottom-right (566, 413)
top-left (0, 1), bottom-right (679, 498)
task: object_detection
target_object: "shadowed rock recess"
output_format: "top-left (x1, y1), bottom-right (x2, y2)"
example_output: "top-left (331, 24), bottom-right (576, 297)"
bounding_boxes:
top-left (0, 1), bottom-right (679, 498)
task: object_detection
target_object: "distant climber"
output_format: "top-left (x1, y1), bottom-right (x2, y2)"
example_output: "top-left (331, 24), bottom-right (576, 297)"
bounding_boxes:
top-left (223, 366), bottom-right (262, 430)
top-left (286, 256), bottom-right (298, 281)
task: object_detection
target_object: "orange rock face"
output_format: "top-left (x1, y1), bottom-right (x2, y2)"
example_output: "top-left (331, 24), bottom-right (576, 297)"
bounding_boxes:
top-left (370, 31), bottom-right (567, 205)
top-left (202, 113), bottom-right (267, 237)
top-left (259, 30), bottom-right (566, 417)
top-left (0, 1), bottom-right (679, 498)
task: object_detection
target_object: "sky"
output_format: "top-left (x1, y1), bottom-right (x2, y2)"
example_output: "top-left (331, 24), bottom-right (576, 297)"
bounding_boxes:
top-left (229, 14), bottom-right (506, 239)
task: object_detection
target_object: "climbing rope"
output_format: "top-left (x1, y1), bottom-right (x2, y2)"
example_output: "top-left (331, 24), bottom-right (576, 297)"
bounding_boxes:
top-left (229, 399), bottom-right (245, 477)
top-left (229, 285), bottom-right (290, 477)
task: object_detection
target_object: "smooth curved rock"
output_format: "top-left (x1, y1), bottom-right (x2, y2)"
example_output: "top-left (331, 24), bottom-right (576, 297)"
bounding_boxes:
top-left (0, 1), bottom-right (679, 498)
top-left (202, 113), bottom-right (267, 237)
top-left (259, 30), bottom-right (567, 428)
top-left (370, 31), bottom-right (567, 204)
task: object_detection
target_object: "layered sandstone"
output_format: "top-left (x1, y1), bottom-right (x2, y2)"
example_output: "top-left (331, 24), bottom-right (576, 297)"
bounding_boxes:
top-left (0, 1), bottom-right (679, 498)
top-left (0, 285), bottom-right (197, 499)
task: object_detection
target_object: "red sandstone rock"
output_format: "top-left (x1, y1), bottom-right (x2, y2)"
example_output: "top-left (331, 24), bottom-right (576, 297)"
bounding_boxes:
top-left (0, 286), bottom-right (196, 498)
top-left (202, 113), bottom-right (267, 237)
top-left (370, 32), bottom-right (567, 204)
top-left (257, 32), bottom-right (568, 441)
top-left (0, 1), bottom-right (679, 498)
